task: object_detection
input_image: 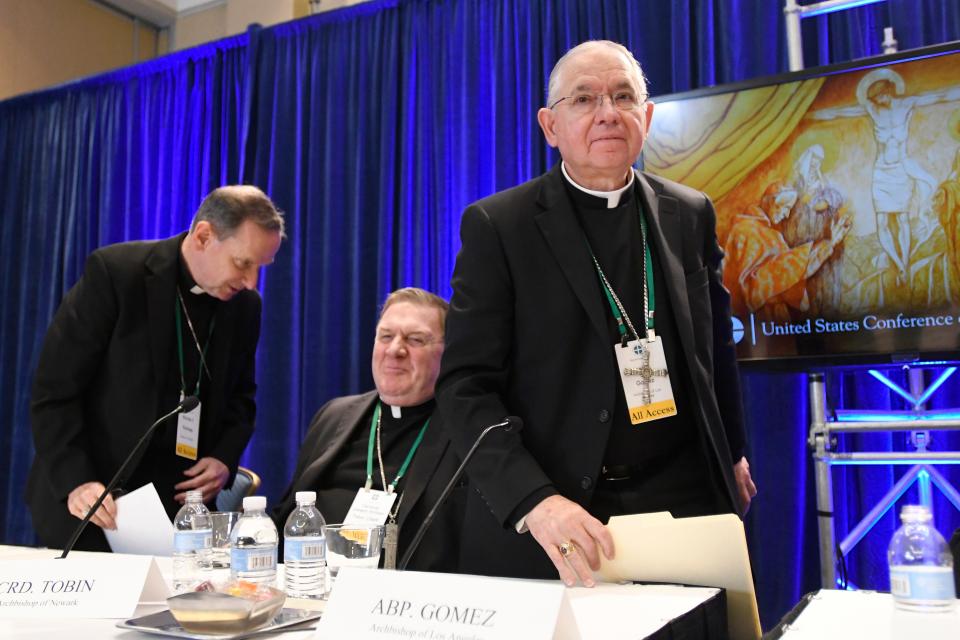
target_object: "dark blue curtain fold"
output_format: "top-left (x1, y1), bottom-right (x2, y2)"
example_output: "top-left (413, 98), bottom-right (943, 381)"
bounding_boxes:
top-left (740, 370), bottom-right (821, 625)
top-left (805, 0), bottom-right (960, 67)
top-left (0, 36), bottom-right (252, 552)
top-left (2, 0), bottom-right (959, 629)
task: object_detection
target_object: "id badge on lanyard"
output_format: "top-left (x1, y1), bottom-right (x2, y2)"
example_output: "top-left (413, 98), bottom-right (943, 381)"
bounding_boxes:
top-left (175, 393), bottom-right (201, 459)
top-left (343, 489), bottom-right (399, 526)
top-left (588, 196), bottom-right (677, 426)
top-left (614, 335), bottom-right (677, 425)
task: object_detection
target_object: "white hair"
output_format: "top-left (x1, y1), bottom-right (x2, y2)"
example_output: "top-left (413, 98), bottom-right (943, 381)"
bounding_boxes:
top-left (546, 40), bottom-right (649, 107)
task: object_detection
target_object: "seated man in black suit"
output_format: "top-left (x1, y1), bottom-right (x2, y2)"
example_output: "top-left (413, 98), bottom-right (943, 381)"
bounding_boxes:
top-left (273, 288), bottom-right (462, 571)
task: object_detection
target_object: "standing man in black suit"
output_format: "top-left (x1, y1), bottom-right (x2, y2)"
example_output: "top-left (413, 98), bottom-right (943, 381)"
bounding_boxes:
top-left (273, 288), bottom-right (462, 572)
top-left (27, 185), bottom-right (284, 551)
top-left (437, 40), bottom-right (757, 586)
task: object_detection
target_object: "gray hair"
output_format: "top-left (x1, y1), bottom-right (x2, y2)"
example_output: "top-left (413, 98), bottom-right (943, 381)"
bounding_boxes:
top-left (546, 40), bottom-right (649, 107)
top-left (191, 185), bottom-right (286, 239)
top-left (379, 287), bottom-right (449, 328)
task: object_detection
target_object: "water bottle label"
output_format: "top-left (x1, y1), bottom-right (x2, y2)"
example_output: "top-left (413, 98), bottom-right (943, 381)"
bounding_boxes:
top-left (174, 529), bottom-right (213, 553)
top-left (284, 536), bottom-right (325, 563)
top-left (890, 566), bottom-right (956, 601)
top-left (231, 547), bottom-right (276, 573)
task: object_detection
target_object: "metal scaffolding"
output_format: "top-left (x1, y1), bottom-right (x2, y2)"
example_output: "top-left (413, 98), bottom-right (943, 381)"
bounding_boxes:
top-left (807, 368), bottom-right (960, 588)
top-left (783, 0), bottom-right (890, 71)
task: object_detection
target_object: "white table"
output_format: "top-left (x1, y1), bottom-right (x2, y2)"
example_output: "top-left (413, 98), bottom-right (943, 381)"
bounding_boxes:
top-left (0, 545), bottom-right (722, 639)
top-left (0, 545), bottom-right (318, 640)
top-left (778, 589), bottom-right (959, 640)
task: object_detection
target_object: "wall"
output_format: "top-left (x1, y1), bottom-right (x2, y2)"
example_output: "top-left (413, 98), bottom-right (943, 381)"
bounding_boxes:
top-left (312, 0), bottom-right (367, 11)
top-left (174, 1), bottom-right (227, 50)
top-left (0, 0), bottom-right (161, 101)
top-left (0, 0), bottom-right (376, 100)
top-left (172, 0), bottom-right (312, 50)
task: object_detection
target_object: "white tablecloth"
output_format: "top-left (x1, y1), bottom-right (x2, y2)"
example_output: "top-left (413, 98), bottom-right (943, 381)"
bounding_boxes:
top-left (780, 589), bottom-right (959, 640)
top-left (0, 545), bottom-right (723, 639)
top-left (0, 545), bottom-right (318, 640)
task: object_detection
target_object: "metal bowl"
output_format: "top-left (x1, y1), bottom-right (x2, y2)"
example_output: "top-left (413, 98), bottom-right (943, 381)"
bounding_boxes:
top-left (167, 587), bottom-right (285, 634)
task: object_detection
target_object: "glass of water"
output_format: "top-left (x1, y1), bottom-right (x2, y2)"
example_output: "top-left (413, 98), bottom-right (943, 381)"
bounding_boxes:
top-left (209, 511), bottom-right (241, 569)
top-left (324, 524), bottom-right (384, 586)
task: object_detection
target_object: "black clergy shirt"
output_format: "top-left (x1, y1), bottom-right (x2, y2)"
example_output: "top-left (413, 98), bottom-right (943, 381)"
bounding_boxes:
top-left (306, 398), bottom-right (435, 527)
top-left (566, 176), bottom-right (725, 519)
top-left (124, 251), bottom-right (220, 518)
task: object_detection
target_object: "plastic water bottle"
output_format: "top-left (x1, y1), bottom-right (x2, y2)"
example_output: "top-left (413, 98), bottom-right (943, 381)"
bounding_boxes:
top-left (230, 496), bottom-right (278, 586)
top-left (888, 504), bottom-right (956, 612)
top-left (172, 490), bottom-right (212, 592)
top-left (283, 491), bottom-right (327, 598)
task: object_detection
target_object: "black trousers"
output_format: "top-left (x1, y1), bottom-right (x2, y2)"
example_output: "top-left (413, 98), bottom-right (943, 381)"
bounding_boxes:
top-left (589, 442), bottom-right (729, 524)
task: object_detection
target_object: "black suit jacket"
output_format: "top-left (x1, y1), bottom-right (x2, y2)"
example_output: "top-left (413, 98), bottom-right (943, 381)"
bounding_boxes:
top-left (272, 391), bottom-right (464, 572)
top-left (26, 233), bottom-right (260, 550)
top-left (437, 165), bottom-right (746, 578)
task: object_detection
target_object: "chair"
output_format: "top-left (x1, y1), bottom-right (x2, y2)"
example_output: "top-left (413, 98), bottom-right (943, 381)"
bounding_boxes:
top-left (215, 466), bottom-right (261, 512)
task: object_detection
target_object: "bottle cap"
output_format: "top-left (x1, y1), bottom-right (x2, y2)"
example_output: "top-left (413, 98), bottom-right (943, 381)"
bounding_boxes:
top-left (900, 504), bottom-right (932, 522)
top-left (186, 490), bottom-right (203, 503)
top-left (295, 491), bottom-right (317, 505)
top-left (243, 496), bottom-right (267, 511)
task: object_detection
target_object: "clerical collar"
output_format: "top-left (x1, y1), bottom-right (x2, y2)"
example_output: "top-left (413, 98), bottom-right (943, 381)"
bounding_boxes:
top-left (561, 162), bottom-right (635, 208)
top-left (178, 250), bottom-right (208, 296)
top-left (377, 397), bottom-right (435, 422)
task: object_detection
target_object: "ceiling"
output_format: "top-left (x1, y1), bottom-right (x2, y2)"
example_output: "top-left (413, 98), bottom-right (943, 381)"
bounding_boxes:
top-left (100, 0), bottom-right (224, 27)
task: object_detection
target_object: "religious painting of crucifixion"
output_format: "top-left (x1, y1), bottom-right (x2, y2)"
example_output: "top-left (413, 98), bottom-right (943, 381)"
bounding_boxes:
top-left (643, 45), bottom-right (960, 364)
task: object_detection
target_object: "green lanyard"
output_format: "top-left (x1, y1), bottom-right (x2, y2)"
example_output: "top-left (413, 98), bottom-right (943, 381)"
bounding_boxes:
top-left (365, 403), bottom-right (431, 493)
top-left (175, 293), bottom-right (216, 397)
top-left (585, 199), bottom-right (656, 344)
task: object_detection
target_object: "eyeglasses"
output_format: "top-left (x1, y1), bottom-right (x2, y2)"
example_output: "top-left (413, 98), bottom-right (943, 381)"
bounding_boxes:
top-left (549, 91), bottom-right (648, 115)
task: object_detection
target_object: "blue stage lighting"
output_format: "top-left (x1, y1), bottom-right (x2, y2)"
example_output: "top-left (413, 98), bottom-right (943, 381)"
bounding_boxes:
top-left (829, 459), bottom-right (960, 466)
top-left (802, 0), bottom-right (888, 19)
top-left (867, 369), bottom-right (915, 405)
top-left (917, 368), bottom-right (958, 406)
top-left (835, 410), bottom-right (960, 422)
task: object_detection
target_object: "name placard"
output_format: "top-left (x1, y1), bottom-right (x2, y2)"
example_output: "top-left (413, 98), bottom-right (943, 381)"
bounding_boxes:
top-left (0, 555), bottom-right (168, 619)
top-left (320, 568), bottom-right (566, 639)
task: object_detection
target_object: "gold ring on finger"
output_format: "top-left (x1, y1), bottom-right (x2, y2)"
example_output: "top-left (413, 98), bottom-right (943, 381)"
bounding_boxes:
top-left (558, 541), bottom-right (576, 557)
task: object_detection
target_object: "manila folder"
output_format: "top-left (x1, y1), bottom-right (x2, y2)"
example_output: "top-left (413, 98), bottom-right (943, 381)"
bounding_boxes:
top-left (596, 512), bottom-right (761, 640)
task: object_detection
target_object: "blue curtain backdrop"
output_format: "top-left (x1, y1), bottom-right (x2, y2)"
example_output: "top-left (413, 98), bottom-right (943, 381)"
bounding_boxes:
top-left (2, 0), bottom-right (959, 628)
top-left (0, 33), bottom-right (253, 548)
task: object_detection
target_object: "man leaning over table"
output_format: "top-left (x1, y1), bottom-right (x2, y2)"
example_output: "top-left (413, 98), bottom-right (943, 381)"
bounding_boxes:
top-left (27, 185), bottom-right (284, 551)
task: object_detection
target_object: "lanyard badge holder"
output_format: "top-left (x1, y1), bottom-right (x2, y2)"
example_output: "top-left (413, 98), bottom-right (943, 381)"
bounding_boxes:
top-left (589, 206), bottom-right (677, 425)
top-left (343, 403), bottom-right (431, 568)
top-left (175, 290), bottom-right (215, 459)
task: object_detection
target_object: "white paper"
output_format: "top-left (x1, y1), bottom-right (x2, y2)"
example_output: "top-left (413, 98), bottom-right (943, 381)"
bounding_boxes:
top-left (104, 483), bottom-right (174, 556)
top-left (556, 583), bottom-right (721, 640)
